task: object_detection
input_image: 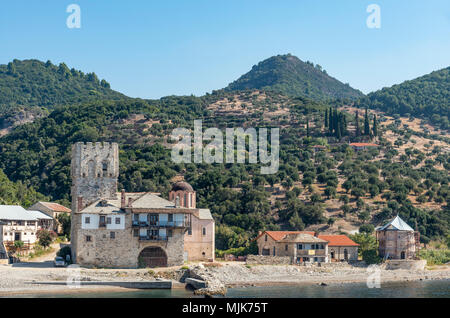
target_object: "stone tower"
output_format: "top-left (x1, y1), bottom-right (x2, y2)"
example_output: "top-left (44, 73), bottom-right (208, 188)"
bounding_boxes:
top-left (70, 142), bottom-right (119, 262)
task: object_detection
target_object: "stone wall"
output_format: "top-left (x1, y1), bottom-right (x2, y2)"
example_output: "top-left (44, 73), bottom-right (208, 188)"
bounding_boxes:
top-left (245, 255), bottom-right (292, 265)
top-left (377, 230), bottom-right (416, 259)
top-left (73, 209), bottom-right (186, 268)
top-left (385, 260), bottom-right (427, 270)
top-left (70, 142), bottom-right (119, 263)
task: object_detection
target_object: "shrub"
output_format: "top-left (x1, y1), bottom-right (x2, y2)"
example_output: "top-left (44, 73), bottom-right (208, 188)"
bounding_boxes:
top-left (418, 249), bottom-right (450, 265)
top-left (362, 249), bottom-right (381, 264)
top-left (57, 246), bottom-right (72, 262)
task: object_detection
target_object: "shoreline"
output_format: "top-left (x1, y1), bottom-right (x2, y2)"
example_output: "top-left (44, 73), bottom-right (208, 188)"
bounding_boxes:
top-left (1, 263), bottom-right (449, 297)
top-left (1, 276), bottom-right (449, 297)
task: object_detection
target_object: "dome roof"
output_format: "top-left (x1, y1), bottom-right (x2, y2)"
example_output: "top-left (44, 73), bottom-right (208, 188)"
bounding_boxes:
top-left (171, 181), bottom-right (194, 192)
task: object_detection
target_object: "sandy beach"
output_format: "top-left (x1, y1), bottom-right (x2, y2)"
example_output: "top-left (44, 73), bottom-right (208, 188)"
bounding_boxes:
top-left (0, 261), bottom-right (449, 296)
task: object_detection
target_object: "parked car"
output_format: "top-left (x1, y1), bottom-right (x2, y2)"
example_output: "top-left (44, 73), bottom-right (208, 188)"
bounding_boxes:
top-left (53, 256), bottom-right (66, 267)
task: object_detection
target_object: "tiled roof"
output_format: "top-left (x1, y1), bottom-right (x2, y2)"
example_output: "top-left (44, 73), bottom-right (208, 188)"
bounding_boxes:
top-left (198, 209), bottom-right (213, 220)
top-left (318, 235), bottom-right (359, 246)
top-left (39, 202), bottom-right (71, 213)
top-left (131, 193), bottom-right (175, 209)
top-left (349, 143), bottom-right (378, 147)
top-left (256, 231), bottom-right (315, 241)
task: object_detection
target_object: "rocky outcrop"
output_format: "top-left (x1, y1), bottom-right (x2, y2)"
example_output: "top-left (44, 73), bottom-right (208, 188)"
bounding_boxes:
top-left (188, 264), bottom-right (227, 296)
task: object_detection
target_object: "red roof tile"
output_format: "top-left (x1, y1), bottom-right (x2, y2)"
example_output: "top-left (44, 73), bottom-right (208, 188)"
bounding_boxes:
top-left (40, 202), bottom-right (71, 213)
top-left (318, 235), bottom-right (359, 246)
top-left (349, 143), bottom-right (378, 147)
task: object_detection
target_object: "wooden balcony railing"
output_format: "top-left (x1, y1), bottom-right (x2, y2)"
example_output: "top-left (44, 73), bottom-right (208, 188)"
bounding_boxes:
top-left (296, 249), bottom-right (326, 256)
top-left (138, 235), bottom-right (168, 242)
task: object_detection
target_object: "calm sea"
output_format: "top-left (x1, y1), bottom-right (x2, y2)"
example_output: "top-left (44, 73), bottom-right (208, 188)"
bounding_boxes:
top-left (8, 279), bottom-right (449, 298)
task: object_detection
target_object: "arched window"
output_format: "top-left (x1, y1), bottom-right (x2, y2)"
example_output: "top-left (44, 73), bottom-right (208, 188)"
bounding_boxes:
top-left (184, 193), bottom-right (188, 207)
top-left (175, 196), bottom-right (180, 207)
top-left (344, 249), bottom-right (348, 261)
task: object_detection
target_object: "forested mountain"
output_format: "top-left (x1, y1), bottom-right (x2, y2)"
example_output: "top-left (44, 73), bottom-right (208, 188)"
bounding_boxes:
top-left (357, 67), bottom-right (450, 130)
top-left (0, 59), bottom-right (126, 129)
top-left (224, 54), bottom-right (364, 101)
top-left (0, 58), bottom-right (448, 251)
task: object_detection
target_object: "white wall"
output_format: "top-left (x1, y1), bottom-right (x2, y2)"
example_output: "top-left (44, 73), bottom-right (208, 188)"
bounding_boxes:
top-left (81, 214), bottom-right (99, 229)
top-left (106, 215), bottom-right (125, 230)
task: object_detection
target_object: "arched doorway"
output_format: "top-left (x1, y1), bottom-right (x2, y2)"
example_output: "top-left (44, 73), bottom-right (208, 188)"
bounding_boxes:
top-left (138, 247), bottom-right (167, 268)
top-left (344, 249), bottom-right (348, 261)
top-left (401, 251), bottom-right (406, 259)
top-left (330, 250), bottom-right (335, 260)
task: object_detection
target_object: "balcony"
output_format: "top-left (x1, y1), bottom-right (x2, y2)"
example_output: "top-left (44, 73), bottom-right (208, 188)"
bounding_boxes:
top-left (296, 249), bottom-right (326, 256)
top-left (132, 220), bottom-right (189, 228)
top-left (138, 235), bottom-right (168, 242)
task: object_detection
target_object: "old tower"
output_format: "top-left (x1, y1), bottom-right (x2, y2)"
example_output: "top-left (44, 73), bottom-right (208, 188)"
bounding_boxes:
top-left (70, 142), bottom-right (119, 262)
top-left (376, 215), bottom-right (420, 260)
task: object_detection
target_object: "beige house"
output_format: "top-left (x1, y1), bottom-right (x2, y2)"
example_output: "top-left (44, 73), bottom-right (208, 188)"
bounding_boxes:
top-left (376, 215), bottom-right (420, 260)
top-left (256, 231), bottom-right (359, 263)
top-left (70, 142), bottom-right (215, 268)
top-left (318, 235), bottom-right (359, 261)
top-left (28, 201), bottom-right (71, 233)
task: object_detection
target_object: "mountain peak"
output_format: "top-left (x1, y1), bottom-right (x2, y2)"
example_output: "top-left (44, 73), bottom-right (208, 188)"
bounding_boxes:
top-left (225, 54), bottom-right (363, 101)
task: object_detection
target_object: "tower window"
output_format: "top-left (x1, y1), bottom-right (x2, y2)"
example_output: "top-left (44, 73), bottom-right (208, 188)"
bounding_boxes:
top-left (202, 227), bottom-right (206, 236)
top-left (110, 232), bottom-right (115, 239)
top-left (86, 235), bottom-right (92, 242)
top-left (85, 217), bottom-right (90, 224)
top-left (102, 162), bottom-right (108, 172)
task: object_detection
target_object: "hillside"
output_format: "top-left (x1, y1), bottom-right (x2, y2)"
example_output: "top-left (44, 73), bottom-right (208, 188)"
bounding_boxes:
top-left (0, 89), bottom-right (448, 250)
top-left (224, 54), bottom-right (364, 101)
top-left (0, 59), bottom-right (126, 132)
top-left (357, 67), bottom-right (450, 130)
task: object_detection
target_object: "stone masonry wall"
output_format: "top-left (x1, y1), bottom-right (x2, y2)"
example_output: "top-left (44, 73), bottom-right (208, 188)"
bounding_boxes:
top-left (246, 255), bottom-right (292, 265)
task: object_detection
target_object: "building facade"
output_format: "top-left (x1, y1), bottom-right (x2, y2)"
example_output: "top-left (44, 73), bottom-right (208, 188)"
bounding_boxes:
top-left (70, 142), bottom-right (215, 268)
top-left (28, 201), bottom-right (71, 233)
top-left (255, 231), bottom-right (359, 263)
top-left (0, 205), bottom-right (40, 245)
top-left (376, 215), bottom-right (419, 260)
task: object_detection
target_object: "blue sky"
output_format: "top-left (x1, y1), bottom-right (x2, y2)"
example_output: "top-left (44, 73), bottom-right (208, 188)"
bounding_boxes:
top-left (1, 0), bottom-right (449, 98)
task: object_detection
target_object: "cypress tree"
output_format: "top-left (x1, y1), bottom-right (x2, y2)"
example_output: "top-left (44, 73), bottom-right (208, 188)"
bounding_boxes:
top-left (355, 111), bottom-right (360, 137)
top-left (306, 119), bottom-right (310, 137)
top-left (324, 109), bottom-right (328, 128)
top-left (328, 107), bottom-right (333, 134)
top-left (372, 114), bottom-right (378, 138)
top-left (364, 108), bottom-right (370, 136)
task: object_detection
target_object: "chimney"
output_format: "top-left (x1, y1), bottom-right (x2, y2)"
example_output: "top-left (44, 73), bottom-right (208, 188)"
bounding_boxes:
top-left (314, 231), bottom-right (319, 237)
top-left (77, 196), bottom-right (83, 212)
top-left (121, 189), bottom-right (126, 209)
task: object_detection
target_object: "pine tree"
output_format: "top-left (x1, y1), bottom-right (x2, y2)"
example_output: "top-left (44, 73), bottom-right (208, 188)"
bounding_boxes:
top-left (364, 107), bottom-right (370, 136)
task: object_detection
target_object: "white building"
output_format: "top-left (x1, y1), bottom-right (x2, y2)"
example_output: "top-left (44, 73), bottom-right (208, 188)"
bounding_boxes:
top-left (0, 205), bottom-right (54, 245)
